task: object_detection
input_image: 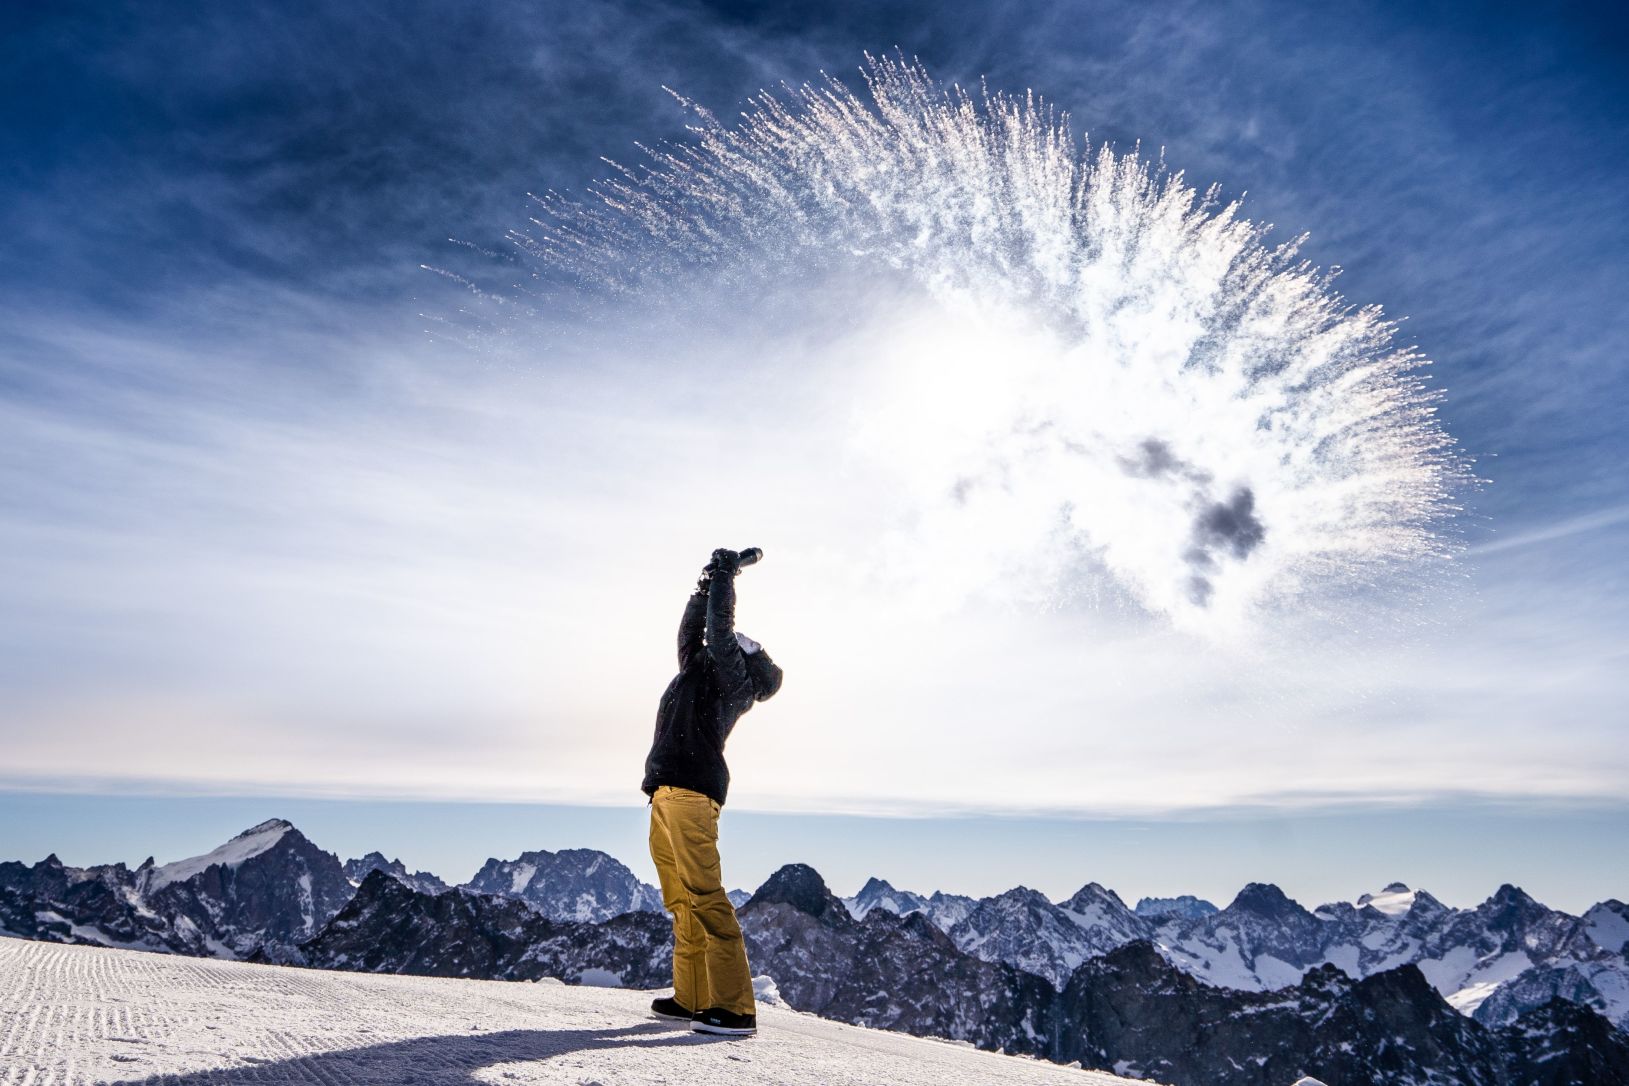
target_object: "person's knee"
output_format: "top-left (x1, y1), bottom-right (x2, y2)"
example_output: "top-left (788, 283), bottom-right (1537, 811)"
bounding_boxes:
top-left (692, 896), bottom-right (742, 938)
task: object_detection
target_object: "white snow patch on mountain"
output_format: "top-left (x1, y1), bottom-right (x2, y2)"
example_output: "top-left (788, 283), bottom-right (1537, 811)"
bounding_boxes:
top-left (145, 819), bottom-right (292, 891)
top-left (510, 862), bottom-right (538, 894)
top-left (1355, 883), bottom-right (1418, 916)
top-left (0, 936), bottom-right (1145, 1085)
top-left (1421, 948), bottom-right (1535, 1015)
top-left (1446, 979), bottom-right (1505, 1015)
top-left (1585, 901), bottom-right (1629, 955)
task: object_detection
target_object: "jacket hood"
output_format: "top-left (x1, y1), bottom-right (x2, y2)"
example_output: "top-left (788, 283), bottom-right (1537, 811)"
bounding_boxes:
top-left (745, 650), bottom-right (783, 702)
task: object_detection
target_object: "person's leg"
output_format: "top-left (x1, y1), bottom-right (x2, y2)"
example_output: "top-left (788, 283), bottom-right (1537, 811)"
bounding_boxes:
top-left (663, 787), bottom-right (755, 1016)
top-left (649, 788), bottom-right (708, 1011)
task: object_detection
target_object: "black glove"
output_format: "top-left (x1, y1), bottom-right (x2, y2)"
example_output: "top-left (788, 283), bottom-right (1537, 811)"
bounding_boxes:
top-left (695, 560), bottom-right (717, 595)
top-left (710, 548), bottom-right (742, 577)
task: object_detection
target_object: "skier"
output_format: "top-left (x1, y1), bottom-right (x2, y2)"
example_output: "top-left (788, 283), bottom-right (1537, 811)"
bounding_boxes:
top-left (642, 547), bottom-right (783, 1036)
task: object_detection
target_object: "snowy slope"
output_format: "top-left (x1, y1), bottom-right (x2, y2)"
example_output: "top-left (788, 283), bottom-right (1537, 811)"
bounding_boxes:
top-left (0, 935), bottom-right (1146, 1085)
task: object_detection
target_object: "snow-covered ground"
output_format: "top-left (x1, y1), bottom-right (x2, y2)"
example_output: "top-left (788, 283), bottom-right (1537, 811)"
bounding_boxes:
top-left (0, 936), bottom-right (1145, 1085)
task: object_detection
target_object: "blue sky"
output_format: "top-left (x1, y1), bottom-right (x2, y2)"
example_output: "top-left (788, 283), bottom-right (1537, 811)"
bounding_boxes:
top-left (1, 1), bottom-right (1625, 911)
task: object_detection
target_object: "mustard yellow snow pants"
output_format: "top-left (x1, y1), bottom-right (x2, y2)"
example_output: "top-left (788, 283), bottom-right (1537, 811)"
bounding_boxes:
top-left (648, 785), bottom-right (755, 1016)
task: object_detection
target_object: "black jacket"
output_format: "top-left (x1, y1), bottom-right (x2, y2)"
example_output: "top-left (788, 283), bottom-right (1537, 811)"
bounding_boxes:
top-left (640, 574), bottom-right (757, 806)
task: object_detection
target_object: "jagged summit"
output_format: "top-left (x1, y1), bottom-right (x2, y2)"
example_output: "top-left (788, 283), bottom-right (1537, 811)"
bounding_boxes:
top-left (145, 818), bottom-right (298, 891)
top-left (240, 818), bottom-right (295, 835)
top-left (988, 885), bottom-right (1055, 908)
top-left (1133, 894), bottom-right (1218, 920)
top-left (343, 853), bottom-right (450, 896)
top-left (462, 847), bottom-right (661, 922)
top-left (1355, 882), bottom-right (1419, 916)
top-left (1487, 882), bottom-right (1539, 910)
top-left (1225, 882), bottom-right (1307, 919)
top-left (846, 876), bottom-right (926, 913)
top-left (748, 863), bottom-right (848, 921)
top-left (1091, 938), bottom-right (1171, 978)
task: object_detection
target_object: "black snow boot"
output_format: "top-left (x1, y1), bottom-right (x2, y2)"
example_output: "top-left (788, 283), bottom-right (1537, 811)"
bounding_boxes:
top-left (650, 996), bottom-right (692, 1021)
top-left (691, 1007), bottom-right (756, 1036)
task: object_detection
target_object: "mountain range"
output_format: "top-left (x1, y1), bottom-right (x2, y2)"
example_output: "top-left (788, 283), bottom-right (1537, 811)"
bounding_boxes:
top-left (3, 819), bottom-right (1625, 1085)
top-left (840, 875), bottom-right (1629, 1036)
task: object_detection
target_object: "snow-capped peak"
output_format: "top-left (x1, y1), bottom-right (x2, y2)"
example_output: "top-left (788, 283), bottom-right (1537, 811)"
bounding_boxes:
top-left (1062, 882), bottom-right (1131, 912)
top-left (1356, 882), bottom-right (1417, 916)
top-left (845, 877), bottom-right (929, 920)
top-left (1583, 899), bottom-right (1629, 956)
top-left (145, 820), bottom-right (294, 891)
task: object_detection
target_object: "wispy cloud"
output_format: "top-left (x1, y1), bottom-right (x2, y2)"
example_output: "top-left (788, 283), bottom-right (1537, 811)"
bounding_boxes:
top-left (1471, 502), bottom-right (1629, 556)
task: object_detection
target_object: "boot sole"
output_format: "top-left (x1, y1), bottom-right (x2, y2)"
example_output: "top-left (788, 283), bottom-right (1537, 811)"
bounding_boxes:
top-left (651, 1011), bottom-right (692, 1022)
top-left (691, 1021), bottom-right (756, 1036)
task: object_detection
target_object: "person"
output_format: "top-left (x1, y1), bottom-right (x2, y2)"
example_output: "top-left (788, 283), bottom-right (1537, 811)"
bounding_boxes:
top-left (642, 547), bottom-right (783, 1036)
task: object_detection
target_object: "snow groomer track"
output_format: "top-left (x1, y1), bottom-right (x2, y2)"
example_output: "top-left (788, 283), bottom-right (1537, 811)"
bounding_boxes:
top-left (0, 937), bottom-right (1142, 1085)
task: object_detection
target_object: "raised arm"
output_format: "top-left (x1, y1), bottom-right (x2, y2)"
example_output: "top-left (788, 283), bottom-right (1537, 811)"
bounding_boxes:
top-left (705, 557), bottom-right (753, 703)
top-left (677, 584), bottom-right (707, 670)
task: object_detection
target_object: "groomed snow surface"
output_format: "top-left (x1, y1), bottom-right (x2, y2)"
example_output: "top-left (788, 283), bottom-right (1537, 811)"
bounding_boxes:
top-left (0, 937), bottom-right (1146, 1085)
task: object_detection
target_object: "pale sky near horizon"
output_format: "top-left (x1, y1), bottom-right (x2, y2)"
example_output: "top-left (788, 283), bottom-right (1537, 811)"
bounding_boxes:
top-left (1, 1), bottom-right (1625, 905)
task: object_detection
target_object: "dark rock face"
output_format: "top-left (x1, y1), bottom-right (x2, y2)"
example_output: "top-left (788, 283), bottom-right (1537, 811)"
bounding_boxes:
top-left (1050, 941), bottom-right (1629, 1086)
top-left (1060, 944), bottom-right (1500, 1086)
top-left (461, 848), bottom-right (663, 922)
top-left (302, 870), bottom-right (671, 987)
top-left (739, 866), bottom-right (1055, 1057)
top-left (343, 852), bottom-right (450, 897)
top-left (1498, 997), bottom-right (1629, 1086)
top-left (0, 855), bottom-right (173, 950)
top-left (746, 863), bottom-right (850, 923)
top-left (1473, 960), bottom-right (1628, 1031)
top-left (140, 820), bottom-right (355, 956)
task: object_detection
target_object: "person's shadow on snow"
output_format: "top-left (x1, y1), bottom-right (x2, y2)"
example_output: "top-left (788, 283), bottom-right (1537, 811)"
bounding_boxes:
top-left (122, 1021), bottom-right (733, 1084)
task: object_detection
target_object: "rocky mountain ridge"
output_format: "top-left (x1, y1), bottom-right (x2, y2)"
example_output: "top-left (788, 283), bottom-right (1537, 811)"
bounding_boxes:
top-left (838, 875), bottom-right (1629, 1034)
top-left (0, 819), bottom-right (353, 959)
top-left (297, 861), bottom-right (1629, 1086)
top-left (463, 847), bottom-right (664, 922)
top-left (4, 818), bottom-right (1626, 1082)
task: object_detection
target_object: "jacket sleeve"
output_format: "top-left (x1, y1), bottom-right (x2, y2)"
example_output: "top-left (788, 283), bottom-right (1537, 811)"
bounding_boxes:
top-left (677, 591), bottom-right (707, 669)
top-left (705, 575), bottom-right (754, 704)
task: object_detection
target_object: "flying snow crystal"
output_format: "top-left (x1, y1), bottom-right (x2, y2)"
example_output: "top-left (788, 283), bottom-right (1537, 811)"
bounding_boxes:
top-left (504, 56), bottom-right (1467, 631)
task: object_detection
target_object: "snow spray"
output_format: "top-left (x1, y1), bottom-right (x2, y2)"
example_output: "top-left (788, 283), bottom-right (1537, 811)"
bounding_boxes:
top-left (492, 55), bottom-right (1470, 633)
